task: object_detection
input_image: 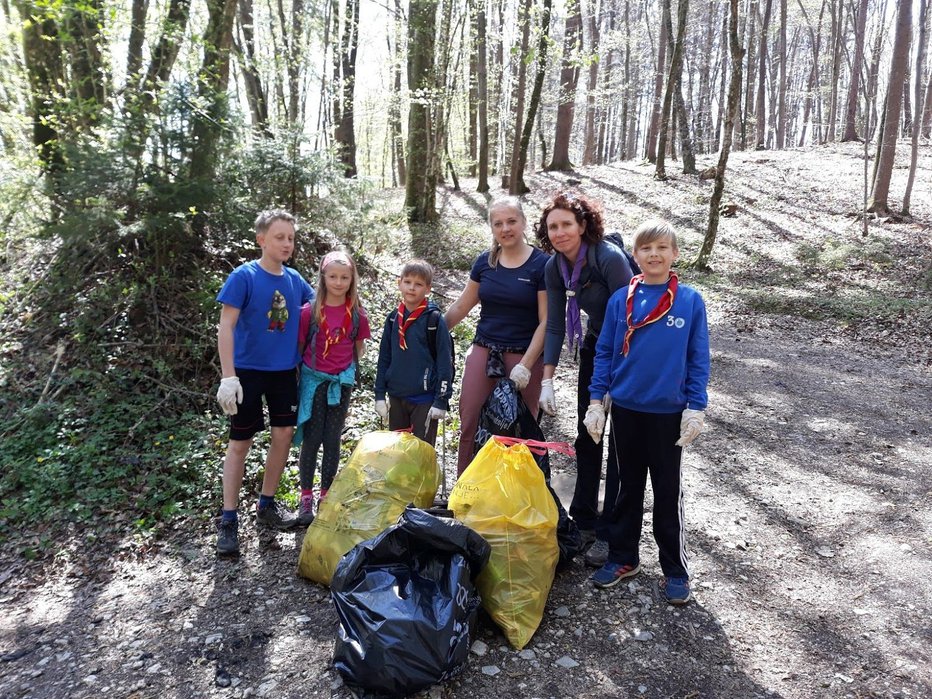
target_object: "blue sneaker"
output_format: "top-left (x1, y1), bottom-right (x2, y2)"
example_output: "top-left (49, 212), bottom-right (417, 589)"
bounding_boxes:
top-left (590, 562), bottom-right (641, 589)
top-left (662, 576), bottom-right (691, 605)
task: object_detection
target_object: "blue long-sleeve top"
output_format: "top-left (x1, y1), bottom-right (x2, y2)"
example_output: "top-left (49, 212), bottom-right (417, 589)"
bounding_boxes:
top-left (543, 240), bottom-right (633, 366)
top-left (374, 300), bottom-right (453, 410)
top-left (589, 280), bottom-right (710, 413)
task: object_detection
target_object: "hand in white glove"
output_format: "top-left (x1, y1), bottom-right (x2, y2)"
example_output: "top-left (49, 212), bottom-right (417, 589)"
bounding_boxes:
top-left (428, 406), bottom-right (447, 421)
top-left (509, 363), bottom-right (531, 390)
top-left (583, 403), bottom-right (606, 443)
top-left (675, 408), bottom-right (705, 447)
top-left (539, 378), bottom-right (557, 416)
top-left (374, 399), bottom-right (389, 420)
top-left (217, 376), bottom-right (243, 416)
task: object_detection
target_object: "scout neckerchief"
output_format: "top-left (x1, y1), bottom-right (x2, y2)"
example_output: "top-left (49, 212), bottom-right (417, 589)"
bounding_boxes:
top-left (557, 242), bottom-right (589, 351)
top-left (397, 298), bottom-right (428, 349)
top-left (319, 298), bottom-right (355, 359)
top-left (622, 273), bottom-right (678, 355)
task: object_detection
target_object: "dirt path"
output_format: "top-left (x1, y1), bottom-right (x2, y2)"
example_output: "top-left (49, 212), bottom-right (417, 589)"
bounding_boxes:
top-left (1, 145), bottom-right (931, 698)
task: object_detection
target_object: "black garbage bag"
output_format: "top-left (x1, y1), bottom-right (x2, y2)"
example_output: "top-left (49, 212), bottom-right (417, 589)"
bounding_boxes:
top-left (331, 506), bottom-right (492, 699)
top-left (474, 378), bottom-right (583, 567)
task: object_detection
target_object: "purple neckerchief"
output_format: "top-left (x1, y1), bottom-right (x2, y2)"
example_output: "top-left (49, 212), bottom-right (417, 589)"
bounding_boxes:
top-left (557, 242), bottom-right (588, 351)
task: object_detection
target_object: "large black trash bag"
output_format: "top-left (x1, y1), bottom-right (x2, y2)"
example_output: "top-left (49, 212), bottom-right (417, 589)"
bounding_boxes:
top-left (474, 379), bottom-right (583, 567)
top-left (331, 506), bottom-right (492, 698)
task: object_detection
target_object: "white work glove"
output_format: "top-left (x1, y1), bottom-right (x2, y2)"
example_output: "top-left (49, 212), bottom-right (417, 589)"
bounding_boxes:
top-left (374, 399), bottom-right (389, 420)
top-left (216, 376), bottom-right (243, 416)
top-left (539, 378), bottom-right (556, 416)
top-left (509, 363), bottom-right (531, 390)
top-left (583, 403), bottom-right (606, 443)
top-left (428, 406), bottom-right (447, 421)
top-left (676, 408), bottom-right (706, 447)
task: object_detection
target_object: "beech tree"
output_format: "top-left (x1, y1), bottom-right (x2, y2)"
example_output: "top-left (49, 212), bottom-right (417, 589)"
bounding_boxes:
top-left (695, 0), bottom-right (743, 270)
top-left (405, 0), bottom-right (439, 223)
top-left (547, 0), bottom-right (582, 171)
top-left (842, 0), bottom-right (869, 141)
top-left (867, 0), bottom-right (912, 214)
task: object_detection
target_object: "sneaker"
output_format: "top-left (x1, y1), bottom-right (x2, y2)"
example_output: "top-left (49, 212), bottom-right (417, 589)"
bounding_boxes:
top-left (256, 500), bottom-right (298, 530)
top-left (297, 494), bottom-right (315, 527)
top-left (216, 518), bottom-right (239, 556)
top-left (584, 539), bottom-right (610, 568)
top-left (661, 576), bottom-right (691, 605)
top-left (590, 561), bottom-right (641, 589)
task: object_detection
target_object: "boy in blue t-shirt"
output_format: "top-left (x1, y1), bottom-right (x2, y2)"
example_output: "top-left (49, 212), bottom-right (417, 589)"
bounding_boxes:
top-left (584, 219), bottom-right (710, 604)
top-left (214, 210), bottom-right (314, 556)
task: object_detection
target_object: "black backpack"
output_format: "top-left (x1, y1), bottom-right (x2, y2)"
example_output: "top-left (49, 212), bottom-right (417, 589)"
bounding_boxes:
top-left (426, 308), bottom-right (456, 383)
top-left (599, 231), bottom-right (642, 276)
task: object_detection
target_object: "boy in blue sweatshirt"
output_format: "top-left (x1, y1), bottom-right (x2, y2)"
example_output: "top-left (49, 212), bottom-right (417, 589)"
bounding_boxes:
top-left (374, 259), bottom-right (453, 445)
top-left (583, 219), bottom-right (710, 604)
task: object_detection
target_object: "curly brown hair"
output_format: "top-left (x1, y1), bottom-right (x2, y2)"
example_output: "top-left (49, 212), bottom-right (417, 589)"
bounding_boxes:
top-left (534, 191), bottom-right (605, 254)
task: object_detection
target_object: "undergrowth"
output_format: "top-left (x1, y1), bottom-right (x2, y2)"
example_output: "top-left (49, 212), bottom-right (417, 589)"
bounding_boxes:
top-left (0, 125), bottom-right (375, 556)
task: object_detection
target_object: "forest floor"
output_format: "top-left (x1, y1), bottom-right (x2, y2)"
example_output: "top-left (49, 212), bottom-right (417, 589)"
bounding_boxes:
top-left (1, 142), bottom-right (931, 699)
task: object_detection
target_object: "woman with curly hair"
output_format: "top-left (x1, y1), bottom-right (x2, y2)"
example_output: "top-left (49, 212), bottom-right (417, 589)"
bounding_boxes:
top-left (536, 191), bottom-right (634, 567)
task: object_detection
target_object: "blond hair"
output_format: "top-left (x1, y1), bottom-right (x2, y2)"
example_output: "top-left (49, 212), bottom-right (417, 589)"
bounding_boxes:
top-left (632, 219), bottom-right (678, 250)
top-left (312, 249), bottom-right (360, 323)
top-left (487, 196), bottom-right (527, 268)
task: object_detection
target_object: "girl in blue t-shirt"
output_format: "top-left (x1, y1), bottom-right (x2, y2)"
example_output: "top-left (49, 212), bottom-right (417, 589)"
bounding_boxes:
top-left (293, 250), bottom-right (371, 525)
top-left (445, 196), bottom-right (548, 474)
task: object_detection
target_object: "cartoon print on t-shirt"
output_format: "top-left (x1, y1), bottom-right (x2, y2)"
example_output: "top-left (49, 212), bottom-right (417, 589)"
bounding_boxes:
top-left (267, 289), bottom-right (289, 331)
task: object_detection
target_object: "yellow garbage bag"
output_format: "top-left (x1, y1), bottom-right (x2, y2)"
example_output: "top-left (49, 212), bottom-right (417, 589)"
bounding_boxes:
top-left (448, 437), bottom-right (559, 649)
top-left (297, 430), bottom-right (440, 586)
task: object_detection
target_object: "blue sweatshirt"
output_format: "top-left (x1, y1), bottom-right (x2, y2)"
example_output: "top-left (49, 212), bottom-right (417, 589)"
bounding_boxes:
top-left (589, 279), bottom-right (710, 413)
top-left (374, 300), bottom-right (453, 410)
top-left (543, 240), bottom-right (633, 366)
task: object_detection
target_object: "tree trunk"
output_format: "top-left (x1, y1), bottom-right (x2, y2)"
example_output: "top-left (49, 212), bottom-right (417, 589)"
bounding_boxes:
top-left (775, 0), bottom-right (787, 148)
top-left (922, 65), bottom-right (932, 139)
top-left (645, 1), bottom-right (667, 161)
top-left (507, 0), bottom-right (533, 189)
top-left (755, 0), bottom-right (773, 149)
top-left (512, 0), bottom-right (552, 194)
top-left (124, 0), bottom-right (191, 169)
top-left (865, 0), bottom-right (889, 143)
top-left (467, 3), bottom-right (479, 177)
top-left (696, 0), bottom-right (742, 270)
top-left (866, 0), bottom-right (912, 214)
top-left (333, 0), bottom-right (360, 177)
top-left (236, 0), bottom-right (270, 133)
top-left (404, 0), bottom-right (438, 223)
top-left (127, 0), bottom-right (148, 86)
top-left (901, 0), bottom-right (929, 215)
top-left (547, 0), bottom-right (581, 170)
top-left (620, 0), bottom-right (634, 159)
top-left (841, 0), bottom-right (868, 141)
top-left (795, 0), bottom-right (824, 146)
top-left (582, 2), bottom-right (601, 166)
top-left (189, 0), bottom-right (237, 182)
top-left (16, 1), bottom-right (65, 177)
top-left (825, 0), bottom-right (842, 142)
top-left (64, 0), bottom-right (108, 128)
top-left (388, 0), bottom-right (406, 187)
top-left (740, 0), bottom-right (756, 149)
top-left (287, 0), bottom-right (305, 123)
top-left (476, 0), bottom-right (490, 191)
top-left (656, 0), bottom-right (688, 180)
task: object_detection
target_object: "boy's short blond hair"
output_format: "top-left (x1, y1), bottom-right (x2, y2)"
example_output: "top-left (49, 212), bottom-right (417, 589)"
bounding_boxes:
top-left (633, 219), bottom-right (678, 250)
top-left (400, 259), bottom-right (434, 287)
top-left (255, 209), bottom-right (296, 235)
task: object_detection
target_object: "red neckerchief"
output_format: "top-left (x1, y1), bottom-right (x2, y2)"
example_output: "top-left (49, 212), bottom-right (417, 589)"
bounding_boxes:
top-left (622, 273), bottom-right (678, 355)
top-left (319, 298), bottom-right (354, 358)
top-left (397, 298), bottom-right (428, 350)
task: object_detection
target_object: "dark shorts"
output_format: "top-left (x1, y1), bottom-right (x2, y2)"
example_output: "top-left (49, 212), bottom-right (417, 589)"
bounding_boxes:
top-left (230, 368), bottom-right (299, 441)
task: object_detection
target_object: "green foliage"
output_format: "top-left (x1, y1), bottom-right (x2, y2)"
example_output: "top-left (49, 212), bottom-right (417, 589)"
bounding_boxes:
top-left (796, 237), bottom-right (893, 272)
top-left (0, 107), bottom-right (372, 556)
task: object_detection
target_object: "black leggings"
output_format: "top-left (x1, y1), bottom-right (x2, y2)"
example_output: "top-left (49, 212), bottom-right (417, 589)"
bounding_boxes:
top-left (298, 382), bottom-right (352, 490)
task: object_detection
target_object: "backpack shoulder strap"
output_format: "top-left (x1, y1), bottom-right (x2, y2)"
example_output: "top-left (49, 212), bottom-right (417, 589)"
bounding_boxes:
top-left (426, 308), bottom-right (441, 362)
